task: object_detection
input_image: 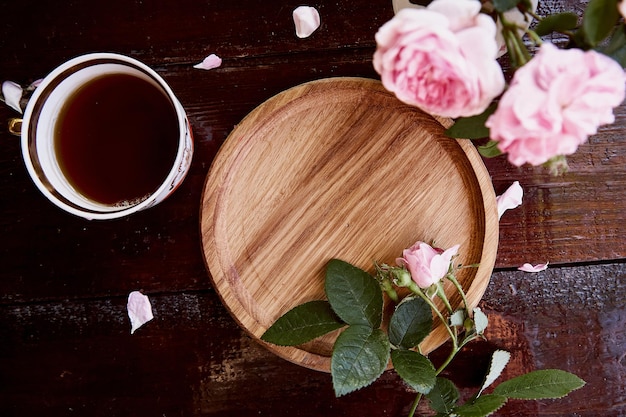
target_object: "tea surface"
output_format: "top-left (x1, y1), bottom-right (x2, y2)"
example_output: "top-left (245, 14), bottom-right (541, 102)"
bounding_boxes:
top-left (55, 72), bottom-right (179, 206)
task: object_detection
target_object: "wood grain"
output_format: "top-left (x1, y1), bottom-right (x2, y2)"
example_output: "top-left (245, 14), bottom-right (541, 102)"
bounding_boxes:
top-left (200, 77), bottom-right (499, 371)
top-left (1, 0), bottom-right (625, 415)
top-left (2, 263), bottom-right (624, 416)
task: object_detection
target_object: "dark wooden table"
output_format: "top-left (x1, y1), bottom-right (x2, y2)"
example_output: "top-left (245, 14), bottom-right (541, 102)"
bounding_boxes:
top-left (1, 0), bottom-right (625, 416)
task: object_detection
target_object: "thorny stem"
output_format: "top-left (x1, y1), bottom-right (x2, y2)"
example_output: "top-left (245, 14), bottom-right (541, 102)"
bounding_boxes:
top-left (408, 393), bottom-right (423, 417)
top-left (436, 281), bottom-right (454, 314)
top-left (408, 282), bottom-right (459, 349)
top-left (523, 26), bottom-right (544, 46)
top-left (499, 12), bottom-right (532, 67)
top-left (406, 275), bottom-right (481, 417)
top-left (446, 273), bottom-right (469, 314)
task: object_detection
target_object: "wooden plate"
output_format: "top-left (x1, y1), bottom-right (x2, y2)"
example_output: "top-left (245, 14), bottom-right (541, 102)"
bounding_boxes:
top-left (200, 77), bottom-right (498, 372)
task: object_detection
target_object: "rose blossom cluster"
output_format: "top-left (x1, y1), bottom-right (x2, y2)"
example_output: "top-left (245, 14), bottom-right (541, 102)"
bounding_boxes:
top-left (373, 0), bottom-right (626, 168)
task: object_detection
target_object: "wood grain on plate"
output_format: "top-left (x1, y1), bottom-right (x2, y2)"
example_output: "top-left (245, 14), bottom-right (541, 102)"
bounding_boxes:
top-left (200, 77), bottom-right (499, 372)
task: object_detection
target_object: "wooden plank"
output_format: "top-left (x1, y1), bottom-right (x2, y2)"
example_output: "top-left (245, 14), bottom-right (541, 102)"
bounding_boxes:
top-left (1, 263), bottom-right (624, 415)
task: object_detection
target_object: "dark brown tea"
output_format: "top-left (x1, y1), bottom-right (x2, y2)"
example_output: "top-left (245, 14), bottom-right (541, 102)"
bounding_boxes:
top-left (54, 72), bottom-right (179, 206)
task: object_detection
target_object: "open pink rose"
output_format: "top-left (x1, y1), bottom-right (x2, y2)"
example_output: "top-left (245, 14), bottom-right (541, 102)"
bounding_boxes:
top-left (486, 43), bottom-right (626, 166)
top-left (373, 0), bottom-right (505, 118)
top-left (396, 241), bottom-right (460, 288)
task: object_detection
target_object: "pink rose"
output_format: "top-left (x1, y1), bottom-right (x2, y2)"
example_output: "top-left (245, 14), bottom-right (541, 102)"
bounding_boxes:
top-left (619, 0), bottom-right (626, 20)
top-left (486, 43), bottom-right (626, 166)
top-left (372, 0), bottom-right (505, 118)
top-left (396, 241), bottom-right (460, 288)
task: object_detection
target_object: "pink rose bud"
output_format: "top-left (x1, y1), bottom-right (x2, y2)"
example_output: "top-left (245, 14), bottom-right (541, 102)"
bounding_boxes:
top-left (396, 241), bottom-right (460, 288)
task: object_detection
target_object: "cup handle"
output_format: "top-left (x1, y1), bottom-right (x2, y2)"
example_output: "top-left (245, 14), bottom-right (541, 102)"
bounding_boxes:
top-left (8, 118), bottom-right (22, 136)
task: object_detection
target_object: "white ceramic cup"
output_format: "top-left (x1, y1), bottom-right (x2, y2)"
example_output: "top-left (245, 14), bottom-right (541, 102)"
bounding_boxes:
top-left (20, 53), bottom-right (193, 220)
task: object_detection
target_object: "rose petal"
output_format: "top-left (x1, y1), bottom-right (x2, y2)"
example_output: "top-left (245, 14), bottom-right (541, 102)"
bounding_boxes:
top-left (193, 54), bottom-right (222, 70)
top-left (293, 6), bottom-right (320, 38)
top-left (518, 262), bottom-right (549, 273)
top-left (620, 0), bottom-right (626, 20)
top-left (2, 80), bottom-right (23, 113)
top-left (127, 291), bottom-right (154, 334)
top-left (27, 78), bottom-right (43, 90)
top-left (496, 181), bottom-right (523, 219)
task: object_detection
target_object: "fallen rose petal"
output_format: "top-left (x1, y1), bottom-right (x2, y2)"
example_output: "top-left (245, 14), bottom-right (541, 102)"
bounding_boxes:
top-left (518, 262), bottom-right (549, 273)
top-left (620, 0), bottom-right (626, 20)
top-left (496, 181), bottom-right (523, 219)
top-left (293, 6), bottom-right (320, 38)
top-left (1, 80), bottom-right (23, 113)
top-left (193, 54), bottom-right (222, 70)
top-left (27, 78), bottom-right (43, 90)
top-left (127, 291), bottom-right (154, 334)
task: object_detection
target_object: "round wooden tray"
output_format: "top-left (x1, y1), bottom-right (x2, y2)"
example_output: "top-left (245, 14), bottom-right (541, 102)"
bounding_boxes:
top-left (200, 77), bottom-right (498, 372)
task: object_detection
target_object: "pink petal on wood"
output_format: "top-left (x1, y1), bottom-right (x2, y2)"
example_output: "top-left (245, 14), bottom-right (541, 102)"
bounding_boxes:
top-left (193, 54), bottom-right (222, 70)
top-left (2, 81), bottom-right (23, 113)
top-left (496, 181), bottom-right (523, 219)
top-left (518, 262), bottom-right (549, 273)
top-left (293, 6), bottom-right (320, 38)
top-left (127, 291), bottom-right (154, 334)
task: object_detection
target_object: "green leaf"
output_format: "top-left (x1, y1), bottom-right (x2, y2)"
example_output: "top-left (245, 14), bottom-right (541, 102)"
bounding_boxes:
top-left (492, 369), bottom-right (586, 399)
top-left (325, 259), bottom-right (383, 328)
top-left (426, 377), bottom-right (460, 414)
top-left (477, 140), bottom-right (502, 158)
top-left (479, 350), bottom-right (511, 396)
top-left (534, 12), bottom-right (579, 37)
top-left (445, 104), bottom-right (496, 139)
top-left (331, 326), bottom-right (390, 397)
top-left (582, 0), bottom-right (620, 47)
top-left (453, 394), bottom-right (508, 417)
top-left (450, 309), bottom-right (466, 327)
top-left (473, 307), bottom-right (489, 335)
top-left (493, 0), bottom-right (521, 13)
top-left (388, 296), bottom-right (433, 349)
top-left (391, 349), bottom-right (436, 394)
top-left (600, 24), bottom-right (626, 67)
top-left (261, 300), bottom-right (345, 346)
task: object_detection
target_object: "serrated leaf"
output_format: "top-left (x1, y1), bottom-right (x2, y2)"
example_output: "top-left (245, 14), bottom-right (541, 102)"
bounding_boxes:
top-left (473, 307), bottom-right (489, 335)
top-left (325, 259), bottom-right (383, 328)
top-left (534, 12), bottom-right (579, 37)
top-left (477, 140), bottom-right (502, 158)
top-left (391, 349), bottom-right (436, 394)
top-left (389, 296), bottom-right (433, 349)
top-left (331, 326), bottom-right (390, 397)
top-left (582, 0), bottom-right (620, 46)
top-left (261, 300), bottom-right (345, 346)
top-left (493, 0), bottom-right (521, 13)
top-left (479, 350), bottom-right (511, 396)
top-left (445, 104), bottom-right (496, 139)
top-left (600, 24), bottom-right (626, 67)
top-left (453, 394), bottom-right (508, 417)
top-left (492, 369), bottom-right (586, 399)
top-left (426, 377), bottom-right (460, 414)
